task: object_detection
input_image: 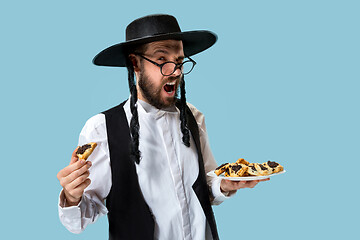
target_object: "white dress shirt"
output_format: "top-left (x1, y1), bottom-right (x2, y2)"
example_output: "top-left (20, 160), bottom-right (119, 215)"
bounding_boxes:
top-left (58, 99), bottom-right (233, 240)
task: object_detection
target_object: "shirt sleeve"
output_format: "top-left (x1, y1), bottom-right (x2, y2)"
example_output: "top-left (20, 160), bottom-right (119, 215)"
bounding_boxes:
top-left (187, 103), bottom-right (236, 205)
top-left (58, 114), bottom-right (111, 233)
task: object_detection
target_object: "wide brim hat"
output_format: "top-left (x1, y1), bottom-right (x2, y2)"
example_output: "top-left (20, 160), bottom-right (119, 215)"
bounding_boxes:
top-left (93, 14), bottom-right (217, 67)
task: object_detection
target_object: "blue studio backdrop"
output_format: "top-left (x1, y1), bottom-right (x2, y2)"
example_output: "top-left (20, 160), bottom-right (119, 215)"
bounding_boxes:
top-left (1, 0), bottom-right (359, 239)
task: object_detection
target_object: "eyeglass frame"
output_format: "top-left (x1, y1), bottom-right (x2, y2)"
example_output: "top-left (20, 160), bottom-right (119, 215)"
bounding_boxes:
top-left (134, 53), bottom-right (197, 76)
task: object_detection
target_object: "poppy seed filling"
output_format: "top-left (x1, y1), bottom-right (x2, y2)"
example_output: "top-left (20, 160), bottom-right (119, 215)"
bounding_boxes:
top-left (76, 144), bottom-right (91, 154)
top-left (259, 164), bottom-right (267, 171)
top-left (231, 164), bottom-right (242, 172)
top-left (267, 161), bottom-right (279, 168)
top-left (216, 163), bottom-right (228, 170)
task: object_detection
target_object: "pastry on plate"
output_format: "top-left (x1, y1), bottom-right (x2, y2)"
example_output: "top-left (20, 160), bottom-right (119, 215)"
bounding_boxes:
top-left (76, 142), bottom-right (97, 160)
top-left (255, 163), bottom-right (272, 176)
top-left (246, 163), bottom-right (260, 176)
top-left (264, 160), bottom-right (284, 174)
top-left (236, 158), bottom-right (249, 165)
top-left (212, 158), bottom-right (284, 179)
top-left (214, 163), bottom-right (230, 176)
top-left (224, 163), bottom-right (248, 177)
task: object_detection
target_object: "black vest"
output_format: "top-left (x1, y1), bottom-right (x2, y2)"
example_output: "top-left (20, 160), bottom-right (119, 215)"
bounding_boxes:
top-left (103, 101), bottom-right (219, 240)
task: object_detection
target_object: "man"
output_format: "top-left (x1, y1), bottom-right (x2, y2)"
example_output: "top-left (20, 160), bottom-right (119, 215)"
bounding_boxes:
top-left (57, 14), bottom-right (269, 240)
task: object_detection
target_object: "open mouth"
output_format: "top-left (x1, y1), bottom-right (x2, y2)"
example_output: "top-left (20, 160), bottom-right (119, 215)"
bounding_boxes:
top-left (163, 81), bottom-right (176, 95)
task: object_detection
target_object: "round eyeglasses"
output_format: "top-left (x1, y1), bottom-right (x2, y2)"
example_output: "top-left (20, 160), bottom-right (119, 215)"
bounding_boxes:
top-left (135, 54), bottom-right (196, 76)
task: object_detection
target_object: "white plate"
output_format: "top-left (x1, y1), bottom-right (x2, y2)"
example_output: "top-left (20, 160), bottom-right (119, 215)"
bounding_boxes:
top-left (207, 170), bottom-right (286, 181)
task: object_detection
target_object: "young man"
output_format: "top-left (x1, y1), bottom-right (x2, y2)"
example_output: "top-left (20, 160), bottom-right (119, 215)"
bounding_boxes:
top-left (57, 14), bottom-right (269, 240)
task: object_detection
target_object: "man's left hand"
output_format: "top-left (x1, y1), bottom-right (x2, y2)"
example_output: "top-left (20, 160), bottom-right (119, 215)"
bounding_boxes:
top-left (220, 178), bottom-right (270, 193)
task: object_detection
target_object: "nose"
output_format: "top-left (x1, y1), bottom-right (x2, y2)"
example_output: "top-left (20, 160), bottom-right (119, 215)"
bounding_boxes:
top-left (172, 65), bottom-right (182, 76)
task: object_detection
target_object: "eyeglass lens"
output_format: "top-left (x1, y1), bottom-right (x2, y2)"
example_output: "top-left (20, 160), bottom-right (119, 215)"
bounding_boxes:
top-left (161, 61), bottom-right (194, 76)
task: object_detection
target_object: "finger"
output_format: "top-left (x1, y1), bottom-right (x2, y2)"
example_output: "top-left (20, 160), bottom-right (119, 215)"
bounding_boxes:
top-left (246, 180), bottom-right (259, 188)
top-left (234, 181), bottom-right (249, 189)
top-left (238, 181), bottom-right (247, 184)
top-left (69, 178), bottom-right (91, 198)
top-left (61, 161), bottom-right (92, 187)
top-left (221, 179), bottom-right (241, 192)
top-left (58, 159), bottom-right (84, 180)
top-left (67, 157), bottom-right (90, 175)
top-left (233, 181), bottom-right (246, 187)
top-left (57, 148), bottom-right (82, 181)
top-left (67, 170), bottom-right (90, 190)
top-left (70, 147), bottom-right (80, 164)
top-left (59, 160), bottom-right (91, 187)
top-left (224, 179), bottom-right (233, 184)
top-left (258, 178), bottom-right (270, 182)
top-left (222, 181), bottom-right (243, 191)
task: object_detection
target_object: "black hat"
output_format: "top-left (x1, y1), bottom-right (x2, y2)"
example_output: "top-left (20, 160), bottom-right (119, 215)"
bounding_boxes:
top-left (93, 14), bottom-right (217, 67)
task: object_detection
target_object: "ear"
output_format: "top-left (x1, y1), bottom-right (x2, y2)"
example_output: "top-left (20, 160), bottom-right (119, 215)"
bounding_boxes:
top-left (128, 54), bottom-right (140, 72)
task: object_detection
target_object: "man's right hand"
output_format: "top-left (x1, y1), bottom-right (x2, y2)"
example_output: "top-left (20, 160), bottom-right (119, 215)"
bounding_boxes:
top-left (57, 147), bottom-right (92, 207)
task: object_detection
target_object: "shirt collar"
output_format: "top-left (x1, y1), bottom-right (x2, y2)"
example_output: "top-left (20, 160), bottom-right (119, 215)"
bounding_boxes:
top-left (137, 99), bottom-right (178, 114)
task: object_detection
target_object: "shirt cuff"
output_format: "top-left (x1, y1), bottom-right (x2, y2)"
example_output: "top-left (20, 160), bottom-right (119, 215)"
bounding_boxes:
top-left (58, 190), bottom-right (83, 234)
top-left (211, 178), bottom-right (237, 205)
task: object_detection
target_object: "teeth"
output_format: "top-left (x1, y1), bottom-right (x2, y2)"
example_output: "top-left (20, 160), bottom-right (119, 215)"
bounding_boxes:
top-left (166, 81), bottom-right (176, 86)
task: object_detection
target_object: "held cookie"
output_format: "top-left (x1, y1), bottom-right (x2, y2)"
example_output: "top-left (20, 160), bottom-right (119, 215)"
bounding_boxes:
top-left (215, 163), bottom-right (230, 176)
top-left (76, 142), bottom-right (97, 160)
top-left (264, 160), bottom-right (284, 174)
top-left (224, 163), bottom-right (248, 177)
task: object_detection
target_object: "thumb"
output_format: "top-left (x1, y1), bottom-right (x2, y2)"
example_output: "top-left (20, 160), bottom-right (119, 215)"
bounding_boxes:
top-left (70, 146), bottom-right (79, 164)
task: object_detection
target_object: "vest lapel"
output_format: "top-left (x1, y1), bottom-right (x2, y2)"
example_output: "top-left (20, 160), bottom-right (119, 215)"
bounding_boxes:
top-left (103, 101), bottom-right (155, 240)
top-left (180, 103), bottom-right (220, 240)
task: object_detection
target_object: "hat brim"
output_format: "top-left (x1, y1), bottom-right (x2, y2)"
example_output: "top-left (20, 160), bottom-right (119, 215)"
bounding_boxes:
top-left (92, 30), bottom-right (217, 67)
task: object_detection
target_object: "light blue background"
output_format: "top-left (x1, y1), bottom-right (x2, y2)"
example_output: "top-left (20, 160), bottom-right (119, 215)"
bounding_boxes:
top-left (1, 0), bottom-right (359, 239)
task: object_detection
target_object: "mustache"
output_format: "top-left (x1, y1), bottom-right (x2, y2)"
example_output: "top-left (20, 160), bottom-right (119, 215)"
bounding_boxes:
top-left (164, 76), bottom-right (181, 83)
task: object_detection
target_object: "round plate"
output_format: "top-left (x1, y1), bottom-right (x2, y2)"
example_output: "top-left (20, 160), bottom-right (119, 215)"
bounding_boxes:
top-left (207, 170), bottom-right (286, 181)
